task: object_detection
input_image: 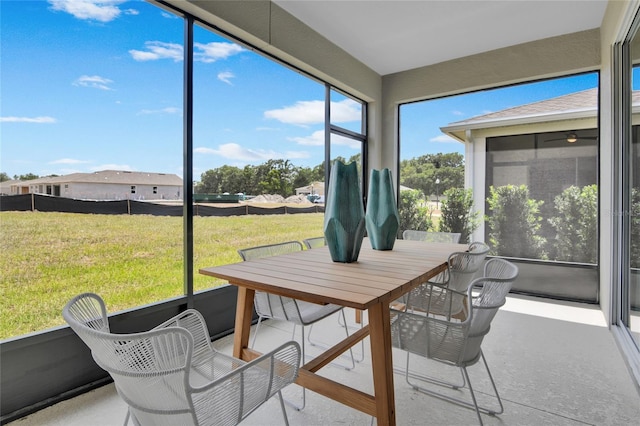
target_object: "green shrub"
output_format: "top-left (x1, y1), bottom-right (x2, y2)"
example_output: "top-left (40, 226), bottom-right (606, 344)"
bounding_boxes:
top-left (439, 188), bottom-right (479, 243)
top-left (486, 185), bottom-right (546, 258)
top-left (549, 185), bottom-right (597, 263)
top-left (398, 189), bottom-right (433, 236)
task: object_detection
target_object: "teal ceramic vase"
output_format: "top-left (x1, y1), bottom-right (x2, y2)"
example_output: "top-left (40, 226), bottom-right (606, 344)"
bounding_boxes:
top-left (323, 161), bottom-right (366, 263)
top-left (366, 168), bottom-right (400, 250)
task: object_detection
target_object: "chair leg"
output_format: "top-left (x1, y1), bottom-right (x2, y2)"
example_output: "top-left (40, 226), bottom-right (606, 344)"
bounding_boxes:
top-left (281, 325), bottom-right (306, 411)
top-left (403, 351), bottom-right (465, 390)
top-left (251, 316), bottom-right (265, 348)
top-left (277, 391), bottom-right (290, 426)
top-left (479, 350), bottom-right (504, 415)
top-left (307, 311), bottom-right (357, 368)
top-left (462, 366), bottom-right (484, 425)
top-left (337, 310), bottom-right (356, 370)
top-left (336, 310), bottom-right (366, 363)
top-left (402, 351), bottom-right (504, 424)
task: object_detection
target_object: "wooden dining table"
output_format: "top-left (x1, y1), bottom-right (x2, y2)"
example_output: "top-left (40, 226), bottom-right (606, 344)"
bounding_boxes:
top-left (199, 238), bottom-right (467, 426)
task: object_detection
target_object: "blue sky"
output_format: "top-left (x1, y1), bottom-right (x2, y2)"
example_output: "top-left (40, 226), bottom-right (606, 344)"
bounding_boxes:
top-left (1, 0), bottom-right (599, 180)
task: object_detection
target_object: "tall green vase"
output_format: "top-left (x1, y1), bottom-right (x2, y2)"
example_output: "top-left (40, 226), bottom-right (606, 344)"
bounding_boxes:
top-left (323, 161), bottom-right (366, 263)
top-left (366, 168), bottom-right (400, 250)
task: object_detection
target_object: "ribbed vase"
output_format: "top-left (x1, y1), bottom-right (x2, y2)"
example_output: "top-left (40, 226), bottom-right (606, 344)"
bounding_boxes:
top-left (323, 161), bottom-right (366, 263)
top-left (366, 168), bottom-right (400, 250)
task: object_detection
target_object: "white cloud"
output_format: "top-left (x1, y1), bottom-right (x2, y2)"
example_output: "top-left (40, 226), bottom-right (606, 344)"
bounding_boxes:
top-left (130, 41), bottom-right (183, 62)
top-left (265, 100), bottom-right (323, 125)
top-left (195, 143), bottom-right (309, 162)
top-left (289, 130), bottom-right (361, 149)
top-left (217, 71), bottom-right (235, 85)
top-left (49, 158), bottom-right (89, 165)
top-left (48, 0), bottom-right (129, 23)
top-left (331, 99), bottom-right (362, 122)
top-left (430, 134), bottom-right (458, 143)
top-left (264, 99), bottom-right (360, 126)
top-left (0, 116), bottom-right (57, 123)
top-left (73, 75), bottom-right (114, 90)
top-left (289, 130), bottom-right (324, 146)
top-left (137, 107), bottom-right (181, 115)
top-left (129, 41), bottom-right (244, 63)
top-left (195, 42), bottom-right (244, 63)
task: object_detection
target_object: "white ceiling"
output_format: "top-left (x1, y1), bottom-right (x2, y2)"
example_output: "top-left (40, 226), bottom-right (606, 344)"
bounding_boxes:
top-left (274, 0), bottom-right (608, 75)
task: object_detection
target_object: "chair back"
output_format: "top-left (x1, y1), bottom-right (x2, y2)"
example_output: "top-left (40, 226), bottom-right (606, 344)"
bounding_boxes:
top-left (391, 268), bottom-right (517, 369)
top-left (63, 293), bottom-right (197, 425)
top-left (402, 230), bottom-right (462, 243)
top-left (303, 236), bottom-right (326, 249)
top-left (445, 241), bottom-right (490, 292)
top-left (238, 241), bottom-right (305, 323)
top-left (483, 257), bottom-right (519, 281)
top-left (462, 270), bottom-right (517, 366)
top-left (391, 287), bottom-right (471, 364)
top-left (237, 240), bottom-right (303, 260)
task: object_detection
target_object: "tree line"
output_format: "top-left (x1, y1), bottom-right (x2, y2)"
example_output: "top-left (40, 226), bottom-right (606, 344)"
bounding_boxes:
top-left (195, 152), bottom-right (464, 197)
top-left (1, 152), bottom-right (464, 198)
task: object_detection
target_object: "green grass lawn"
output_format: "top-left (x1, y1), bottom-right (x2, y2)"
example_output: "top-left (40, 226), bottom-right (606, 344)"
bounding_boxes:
top-left (0, 211), bottom-right (324, 339)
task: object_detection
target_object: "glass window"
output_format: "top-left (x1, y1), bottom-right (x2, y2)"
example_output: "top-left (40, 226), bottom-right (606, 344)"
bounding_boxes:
top-left (0, 0), bottom-right (183, 338)
top-left (487, 129), bottom-right (598, 262)
top-left (0, 1), bottom-right (368, 338)
top-left (191, 23), bottom-right (330, 292)
top-left (328, 88), bottom-right (366, 195)
top-left (399, 73), bottom-right (599, 303)
top-left (626, 60), bottom-right (640, 348)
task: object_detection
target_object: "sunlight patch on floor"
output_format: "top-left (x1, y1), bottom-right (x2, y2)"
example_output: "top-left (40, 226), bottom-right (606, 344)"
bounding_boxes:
top-left (501, 295), bottom-right (607, 327)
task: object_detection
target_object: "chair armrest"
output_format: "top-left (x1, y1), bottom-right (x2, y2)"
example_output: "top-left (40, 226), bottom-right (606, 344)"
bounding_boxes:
top-left (427, 270), bottom-right (449, 286)
top-left (189, 341), bottom-right (301, 422)
top-left (405, 282), bottom-right (470, 319)
top-left (153, 309), bottom-right (212, 355)
top-left (390, 308), bottom-right (468, 361)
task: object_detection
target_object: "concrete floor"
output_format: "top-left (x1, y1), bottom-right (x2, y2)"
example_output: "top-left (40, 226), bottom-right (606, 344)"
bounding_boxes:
top-left (8, 295), bottom-right (640, 426)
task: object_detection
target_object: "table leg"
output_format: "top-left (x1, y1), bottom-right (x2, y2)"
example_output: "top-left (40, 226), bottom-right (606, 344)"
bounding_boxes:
top-left (233, 287), bottom-right (255, 359)
top-left (368, 302), bottom-right (396, 426)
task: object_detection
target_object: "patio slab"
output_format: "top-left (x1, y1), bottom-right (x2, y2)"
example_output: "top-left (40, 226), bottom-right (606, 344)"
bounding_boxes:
top-left (8, 296), bottom-right (640, 426)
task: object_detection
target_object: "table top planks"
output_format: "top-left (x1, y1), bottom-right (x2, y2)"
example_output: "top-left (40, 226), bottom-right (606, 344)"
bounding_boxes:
top-left (199, 239), bottom-right (467, 310)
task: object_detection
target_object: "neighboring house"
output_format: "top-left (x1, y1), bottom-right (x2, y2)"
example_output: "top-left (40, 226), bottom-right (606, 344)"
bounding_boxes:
top-left (295, 181), bottom-right (325, 197)
top-left (0, 180), bottom-right (21, 196)
top-left (440, 88), bottom-right (612, 242)
top-left (10, 170), bottom-right (183, 201)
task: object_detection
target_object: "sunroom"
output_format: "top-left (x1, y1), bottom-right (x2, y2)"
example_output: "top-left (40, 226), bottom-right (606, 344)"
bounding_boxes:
top-left (1, 1), bottom-right (639, 425)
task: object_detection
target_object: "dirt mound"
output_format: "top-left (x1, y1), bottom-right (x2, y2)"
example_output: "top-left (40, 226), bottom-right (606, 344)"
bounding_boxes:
top-left (284, 194), bottom-right (312, 204)
top-left (248, 194), bottom-right (285, 203)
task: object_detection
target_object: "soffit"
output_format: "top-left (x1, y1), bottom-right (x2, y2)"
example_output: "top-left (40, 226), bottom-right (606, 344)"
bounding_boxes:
top-left (274, 0), bottom-right (608, 76)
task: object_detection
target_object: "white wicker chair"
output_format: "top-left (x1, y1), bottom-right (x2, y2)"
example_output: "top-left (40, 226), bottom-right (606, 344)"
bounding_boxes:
top-left (63, 293), bottom-right (301, 426)
top-left (237, 241), bottom-right (355, 410)
top-left (302, 236), bottom-right (326, 249)
top-left (404, 241), bottom-right (490, 318)
top-left (390, 258), bottom-right (518, 425)
top-left (402, 230), bottom-right (462, 243)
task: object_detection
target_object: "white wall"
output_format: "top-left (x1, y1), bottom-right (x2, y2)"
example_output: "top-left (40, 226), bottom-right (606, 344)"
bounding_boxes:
top-left (64, 183), bottom-right (182, 200)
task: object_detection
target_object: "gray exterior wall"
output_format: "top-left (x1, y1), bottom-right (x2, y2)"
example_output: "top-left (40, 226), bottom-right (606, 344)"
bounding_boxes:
top-left (52, 182), bottom-right (182, 201)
